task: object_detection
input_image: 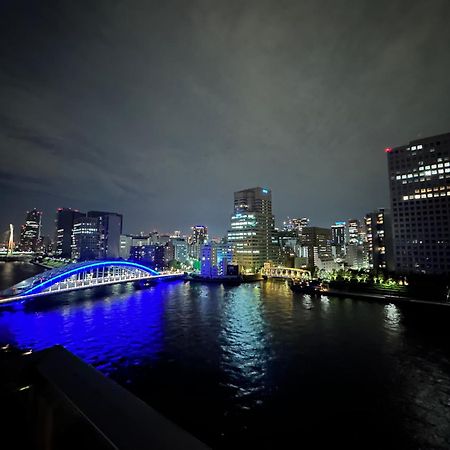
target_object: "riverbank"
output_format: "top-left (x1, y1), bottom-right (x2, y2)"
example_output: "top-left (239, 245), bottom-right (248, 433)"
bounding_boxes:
top-left (31, 258), bottom-right (68, 270)
top-left (322, 288), bottom-right (450, 308)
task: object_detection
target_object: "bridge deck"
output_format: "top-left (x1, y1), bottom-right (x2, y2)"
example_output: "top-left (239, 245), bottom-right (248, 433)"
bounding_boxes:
top-left (0, 273), bottom-right (185, 305)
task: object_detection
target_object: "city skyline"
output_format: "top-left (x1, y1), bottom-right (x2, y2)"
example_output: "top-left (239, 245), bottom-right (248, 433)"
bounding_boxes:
top-left (2, 1), bottom-right (450, 236)
top-left (1, 189), bottom-right (389, 242)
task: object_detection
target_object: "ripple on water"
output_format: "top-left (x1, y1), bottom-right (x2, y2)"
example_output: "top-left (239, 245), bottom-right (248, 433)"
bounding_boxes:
top-left (0, 269), bottom-right (450, 448)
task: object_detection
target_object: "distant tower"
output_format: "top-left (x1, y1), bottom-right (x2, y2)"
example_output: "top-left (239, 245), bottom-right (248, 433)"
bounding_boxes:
top-left (7, 224), bottom-right (14, 255)
top-left (188, 225), bottom-right (208, 259)
top-left (19, 209), bottom-right (42, 252)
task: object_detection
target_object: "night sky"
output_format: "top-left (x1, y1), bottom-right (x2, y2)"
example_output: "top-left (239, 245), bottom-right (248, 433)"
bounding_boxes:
top-left (1, 0), bottom-right (450, 238)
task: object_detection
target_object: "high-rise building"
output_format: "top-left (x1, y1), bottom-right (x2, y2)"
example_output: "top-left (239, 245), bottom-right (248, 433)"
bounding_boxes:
top-left (387, 132), bottom-right (450, 274)
top-left (87, 211), bottom-right (123, 259)
top-left (365, 208), bottom-right (394, 271)
top-left (227, 187), bottom-right (276, 271)
top-left (71, 216), bottom-right (100, 261)
top-left (188, 225), bottom-right (208, 259)
top-left (300, 227), bottom-right (333, 271)
top-left (55, 208), bottom-right (84, 258)
top-left (344, 218), bottom-right (368, 269)
top-left (331, 221), bottom-right (346, 259)
top-left (19, 209), bottom-right (42, 252)
top-left (275, 229), bottom-right (298, 266)
top-left (347, 219), bottom-right (360, 245)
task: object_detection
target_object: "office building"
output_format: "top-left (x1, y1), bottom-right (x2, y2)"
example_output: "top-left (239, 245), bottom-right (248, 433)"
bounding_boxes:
top-left (347, 219), bottom-right (360, 245)
top-left (227, 187), bottom-right (276, 272)
top-left (365, 208), bottom-right (394, 271)
top-left (164, 241), bottom-right (175, 265)
top-left (119, 234), bottom-right (133, 259)
top-left (387, 132), bottom-right (450, 274)
top-left (55, 208), bottom-right (83, 258)
top-left (87, 211), bottom-right (123, 259)
top-left (331, 221), bottom-right (346, 259)
top-left (170, 236), bottom-right (188, 263)
top-left (200, 243), bottom-right (233, 278)
top-left (343, 219), bottom-right (368, 269)
top-left (19, 209), bottom-right (42, 252)
top-left (300, 227), bottom-right (333, 271)
top-left (130, 244), bottom-right (165, 270)
top-left (188, 225), bottom-right (208, 259)
top-left (71, 216), bottom-right (100, 261)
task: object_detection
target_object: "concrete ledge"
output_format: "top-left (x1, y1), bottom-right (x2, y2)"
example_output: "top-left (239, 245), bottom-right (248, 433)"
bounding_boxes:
top-left (28, 346), bottom-right (209, 449)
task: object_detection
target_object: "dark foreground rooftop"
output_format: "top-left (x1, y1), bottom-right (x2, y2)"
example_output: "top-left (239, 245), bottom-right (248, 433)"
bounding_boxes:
top-left (0, 345), bottom-right (209, 449)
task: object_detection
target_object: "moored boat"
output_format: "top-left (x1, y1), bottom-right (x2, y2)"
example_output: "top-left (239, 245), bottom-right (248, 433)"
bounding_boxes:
top-left (289, 279), bottom-right (322, 296)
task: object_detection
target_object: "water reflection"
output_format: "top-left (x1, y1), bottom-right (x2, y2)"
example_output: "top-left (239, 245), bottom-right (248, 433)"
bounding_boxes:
top-left (1, 264), bottom-right (450, 448)
top-left (0, 284), bottom-right (166, 374)
top-left (220, 285), bottom-right (271, 409)
top-left (384, 303), bottom-right (401, 331)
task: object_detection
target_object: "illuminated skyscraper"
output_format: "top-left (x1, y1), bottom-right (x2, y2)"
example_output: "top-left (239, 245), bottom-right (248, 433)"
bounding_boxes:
top-left (188, 225), bottom-right (208, 259)
top-left (19, 209), bottom-right (42, 252)
top-left (347, 219), bottom-right (360, 245)
top-left (364, 208), bottom-right (394, 271)
top-left (227, 187), bottom-right (276, 271)
top-left (300, 226), bottom-right (333, 271)
top-left (331, 221), bottom-right (346, 258)
top-left (71, 216), bottom-right (100, 261)
top-left (87, 211), bottom-right (123, 259)
top-left (387, 133), bottom-right (450, 274)
top-left (55, 208), bottom-right (83, 258)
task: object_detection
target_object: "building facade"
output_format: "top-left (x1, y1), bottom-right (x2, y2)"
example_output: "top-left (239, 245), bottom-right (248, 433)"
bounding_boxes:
top-left (119, 234), bottom-right (133, 259)
top-left (129, 244), bottom-right (165, 270)
top-left (387, 133), bottom-right (450, 274)
top-left (227, 187), bottom-right (276, 272)
top-left (87, 211), bottom-right (123, 259)
top-left (188, 225), bottom-right (208, 259)
top-left (344, 219), bottom-right (368, 269)
top-left (331, 221), bottom-right (346, 259)
top-left (55, 208), bottom-right (83, 258)
top-left (71, 216), bottom-right (100, 261)
top-left (19, 209), bottom-right (42, 252)
top-left (170, 236), bottom-right (188, 263)
top-left (300, 226), bottom-right (333, 271)
top-left (200, 243), bottom-right (233, 278)
top-left (364, 208), bottom-right (394, 272)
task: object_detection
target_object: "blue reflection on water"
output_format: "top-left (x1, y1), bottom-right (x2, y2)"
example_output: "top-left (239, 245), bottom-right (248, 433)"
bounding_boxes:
top-left (0, 282), bottom-right (168, 374)
top-left (1, 265), bottom-right (450, 449)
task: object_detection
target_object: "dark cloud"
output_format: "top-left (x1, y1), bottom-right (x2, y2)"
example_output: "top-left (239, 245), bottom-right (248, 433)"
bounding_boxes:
top-left (1, 0), bottom-right (450, 237)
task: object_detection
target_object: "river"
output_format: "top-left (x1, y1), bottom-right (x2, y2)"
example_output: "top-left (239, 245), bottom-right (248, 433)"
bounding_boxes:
top-left (0, 262), bottom-right (449, 448)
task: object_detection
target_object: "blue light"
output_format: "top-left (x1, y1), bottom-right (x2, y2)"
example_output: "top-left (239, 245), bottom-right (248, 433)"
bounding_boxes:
top-left (21, 261), bottom-right (160, 296)
top-left (262, 189), bottom-right (269, 194)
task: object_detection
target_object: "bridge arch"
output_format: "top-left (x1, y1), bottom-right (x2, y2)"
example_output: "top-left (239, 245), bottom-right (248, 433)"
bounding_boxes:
top-left (18, 261), bottom-right (159, 297)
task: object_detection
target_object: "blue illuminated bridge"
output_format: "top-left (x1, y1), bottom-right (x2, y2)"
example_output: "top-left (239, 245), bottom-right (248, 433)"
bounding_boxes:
top-left (0, 260), bottom-right (185, 305)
